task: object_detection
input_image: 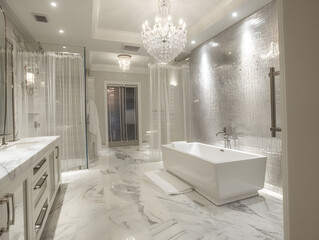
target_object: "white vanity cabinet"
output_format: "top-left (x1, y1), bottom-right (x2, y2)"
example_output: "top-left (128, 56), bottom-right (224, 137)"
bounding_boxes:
top-left (0, 175), bottom-right (28, 240)
top-left (0, 136), bottom-right (61, 240)
top-left (31, 143), bottom-right (61, 239)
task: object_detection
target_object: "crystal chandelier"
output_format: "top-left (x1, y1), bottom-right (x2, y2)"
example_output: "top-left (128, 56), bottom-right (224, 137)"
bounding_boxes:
top-left (141, 0), bottom-right (187, 63)
top-left (118, 54), bottom-right (131, 71)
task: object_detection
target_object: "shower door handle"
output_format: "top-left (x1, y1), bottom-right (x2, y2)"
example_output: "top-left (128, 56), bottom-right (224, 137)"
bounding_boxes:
top-left (269, 67), bottom-right (282, 137)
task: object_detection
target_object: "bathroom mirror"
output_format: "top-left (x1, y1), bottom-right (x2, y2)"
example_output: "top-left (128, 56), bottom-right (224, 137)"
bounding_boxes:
top-left (0, 5), bottom-right (14, 143)
top-left (0, 6), bottom-right (6, 140)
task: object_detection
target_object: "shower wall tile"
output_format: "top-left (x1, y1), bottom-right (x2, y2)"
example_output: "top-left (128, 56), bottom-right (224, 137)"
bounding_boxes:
top-left (190, 1), bottom-right (282, 193)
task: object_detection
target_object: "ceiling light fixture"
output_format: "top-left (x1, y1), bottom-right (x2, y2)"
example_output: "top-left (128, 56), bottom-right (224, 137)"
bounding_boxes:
top-left (232, 12), bottom-right (238, 17)
top-left (62, 46), bottom-right (66, 49)
top-left (191, 40), bottom-right (196, 45)
top-left (118, 54), bottom-right (131, 72)
top-left (51, 2), bottom-right (57, 7)
top-left (210, 41), bottom-right (219, 47)
top-left (59, 29), bottom-right (64, 34)
top-left (141, 0), bottom-right (187, 63)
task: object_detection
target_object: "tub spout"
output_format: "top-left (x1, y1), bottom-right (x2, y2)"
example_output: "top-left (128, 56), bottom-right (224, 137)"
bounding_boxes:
top-left (216, 127), bottom-right (226, 136)
top-left (216, 127), bottom-right (232, 149)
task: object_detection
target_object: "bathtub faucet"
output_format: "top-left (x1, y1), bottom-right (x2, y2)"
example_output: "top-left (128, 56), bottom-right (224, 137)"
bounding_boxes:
top-left (216, 127), bottom-right (232, 149)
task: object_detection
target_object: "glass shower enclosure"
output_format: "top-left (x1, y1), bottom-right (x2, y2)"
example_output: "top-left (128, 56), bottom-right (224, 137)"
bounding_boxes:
top-left (107, 85), bottom-right (138, 147)
top-left (15, 43), bottom-right (88, 171)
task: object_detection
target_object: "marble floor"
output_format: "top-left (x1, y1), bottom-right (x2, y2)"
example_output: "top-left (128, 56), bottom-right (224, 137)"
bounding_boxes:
top-left (41, 145), bottom-right (283, 240)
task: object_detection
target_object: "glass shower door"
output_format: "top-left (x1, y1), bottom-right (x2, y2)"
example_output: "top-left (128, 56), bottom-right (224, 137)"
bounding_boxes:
top-left (107, 85), bottom-right (138, 146)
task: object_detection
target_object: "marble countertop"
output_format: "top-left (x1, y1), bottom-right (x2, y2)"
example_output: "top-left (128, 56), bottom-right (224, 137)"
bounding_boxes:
top-left (0, 136), bottom-right (60, 193)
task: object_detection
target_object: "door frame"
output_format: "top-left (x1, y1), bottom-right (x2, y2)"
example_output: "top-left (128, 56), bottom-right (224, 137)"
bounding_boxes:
top-left (104, 81), bottom-right (142, 148)
top-left (277, 1), bottom-right (288, 239)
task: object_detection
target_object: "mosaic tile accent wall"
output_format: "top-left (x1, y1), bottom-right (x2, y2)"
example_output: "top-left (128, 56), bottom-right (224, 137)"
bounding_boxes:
top-left (190, 1), bottom-right (282, 193)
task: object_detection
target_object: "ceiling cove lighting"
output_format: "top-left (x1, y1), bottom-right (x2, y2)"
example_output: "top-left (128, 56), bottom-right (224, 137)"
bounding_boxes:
top-left (118, 54), bottom-right (131, 72)
top-left (51, 2), bottom-right (57, 7)
top-left (141, 0), bottom-right (187, 63)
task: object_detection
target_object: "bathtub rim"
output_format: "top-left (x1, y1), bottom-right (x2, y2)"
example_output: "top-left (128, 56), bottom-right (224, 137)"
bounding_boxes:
top-left (162, 142), bottom-right (267, 164)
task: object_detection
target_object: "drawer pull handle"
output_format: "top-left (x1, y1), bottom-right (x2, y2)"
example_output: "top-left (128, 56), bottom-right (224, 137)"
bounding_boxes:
top-left (33, 158), bottom-right (47, 175)
top-left (35, 200), bottom-right (48, 233)
top-left (0, 196), bottom-right (10, 233)
top-left (55, 146), bottom-right (59, 159)
top-left (34, 174), bottom-right (48, 190)
top-left (4, 193), bottom-right (15, 225)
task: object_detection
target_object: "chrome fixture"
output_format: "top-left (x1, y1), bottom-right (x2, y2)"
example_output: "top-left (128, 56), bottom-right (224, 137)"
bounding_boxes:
top-left (0, 193), bottom-right (15, 234)
top-left (141, 0), bottom-right (187, 63)
top-left (216, 127), bottom-right (232, 149)
top-left (269, 67), bottom-right (281, 137)
top-left (118, 54), bottom-right (131, 72)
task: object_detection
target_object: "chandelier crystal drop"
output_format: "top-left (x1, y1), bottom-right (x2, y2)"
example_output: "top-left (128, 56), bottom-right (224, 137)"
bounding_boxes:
top-left (118, 54), bottom-right (131, 71)
top-left (141, 0), bottom-right (187, 63)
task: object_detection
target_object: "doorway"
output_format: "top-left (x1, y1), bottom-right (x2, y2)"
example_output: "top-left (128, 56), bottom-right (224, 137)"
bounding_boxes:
top-left (107, 85), bottom-right (139, 147)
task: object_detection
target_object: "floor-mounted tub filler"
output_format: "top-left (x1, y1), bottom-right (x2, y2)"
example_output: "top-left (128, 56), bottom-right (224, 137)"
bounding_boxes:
top-left (162, 141), bottom-right (267, 205)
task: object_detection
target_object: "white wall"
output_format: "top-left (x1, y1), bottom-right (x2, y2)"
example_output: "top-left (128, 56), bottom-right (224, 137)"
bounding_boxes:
top-left (89, 71), bottom-right (150, 145)
top-left (278, 0), bottom-right (319, 239)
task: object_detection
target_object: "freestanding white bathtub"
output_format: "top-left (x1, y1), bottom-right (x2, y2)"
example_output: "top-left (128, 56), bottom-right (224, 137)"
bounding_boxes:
top-left (162, 142), bottom-right (267, 205)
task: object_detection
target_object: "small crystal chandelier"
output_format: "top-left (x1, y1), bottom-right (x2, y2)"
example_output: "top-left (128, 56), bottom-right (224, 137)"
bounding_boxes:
top-left (118, 54), bottom-right (131, 71)
top-left (141, 0), bottom-right (187, 63)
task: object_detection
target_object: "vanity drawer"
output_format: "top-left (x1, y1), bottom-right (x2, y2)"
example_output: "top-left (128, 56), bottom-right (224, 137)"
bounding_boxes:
top-left (32, 156), bottom-right (48, 182)
top-left (33, 171), bottom-right (49, 208)
top-left (34, 199), bottom-right (48, 235)
top-left (33, 158), bottom-right (47, 175)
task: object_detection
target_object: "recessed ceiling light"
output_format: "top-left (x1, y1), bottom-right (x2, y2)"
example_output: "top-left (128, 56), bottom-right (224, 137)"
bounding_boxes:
top-left (59, 29), bottom-right (64, 34)
top-left (51, 2), bottom-right (57, 7)
top-left (62, 46), bottom-right (66, 49)
top-left (232, 12), bottom-right (238, 17)
top-left (228, 51), bottom-right (232, 55)
top-left (191, 40), bottom-right (196, 45)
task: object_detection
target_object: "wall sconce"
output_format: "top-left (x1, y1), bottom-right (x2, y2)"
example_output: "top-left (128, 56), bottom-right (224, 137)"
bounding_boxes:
top-left (118, 54), bottom-right (131, 72)
top-left (25, 67), bottom-right (35, 96)
top-left (170, 80), bottom-right (178, 87)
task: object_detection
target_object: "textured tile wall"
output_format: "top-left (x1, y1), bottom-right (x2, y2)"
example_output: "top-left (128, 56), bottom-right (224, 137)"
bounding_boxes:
top-left (190, 1), bottom-right (282, 193)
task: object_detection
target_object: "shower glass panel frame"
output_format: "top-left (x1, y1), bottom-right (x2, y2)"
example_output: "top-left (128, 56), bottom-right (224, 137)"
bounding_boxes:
top-left (5, 41), bottom-right (15, 142)
top-left (107, 85), bottom-right (139, 147)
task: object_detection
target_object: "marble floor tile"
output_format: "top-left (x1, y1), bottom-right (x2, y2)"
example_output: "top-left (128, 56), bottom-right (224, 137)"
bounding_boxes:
top-left (41, 145), bottom-right (283, 240)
